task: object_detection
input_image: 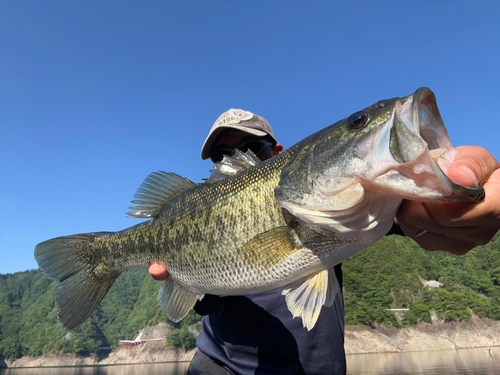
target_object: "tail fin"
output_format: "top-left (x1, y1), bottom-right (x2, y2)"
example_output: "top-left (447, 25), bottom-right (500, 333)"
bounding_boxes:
top-left (34, 232), bottom-right (119, 330)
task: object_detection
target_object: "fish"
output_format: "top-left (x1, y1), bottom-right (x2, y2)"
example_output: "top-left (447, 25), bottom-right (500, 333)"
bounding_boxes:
top-left (34, 87), bottom-right (484, 331)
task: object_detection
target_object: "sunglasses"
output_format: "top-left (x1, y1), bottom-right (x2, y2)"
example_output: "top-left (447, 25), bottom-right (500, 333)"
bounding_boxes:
top-left (210, 139), bottom-right (274, 163)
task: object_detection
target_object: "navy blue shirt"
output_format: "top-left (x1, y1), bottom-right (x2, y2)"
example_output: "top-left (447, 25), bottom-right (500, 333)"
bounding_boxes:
top-left (194, 264), bottom-right (345, 375)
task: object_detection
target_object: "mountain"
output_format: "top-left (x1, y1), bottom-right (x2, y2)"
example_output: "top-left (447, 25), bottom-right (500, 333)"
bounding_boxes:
top-left (1, 232), bottom-right (499, 359)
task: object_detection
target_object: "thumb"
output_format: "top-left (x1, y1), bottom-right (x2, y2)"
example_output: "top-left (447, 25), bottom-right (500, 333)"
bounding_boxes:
top-left (444, 146), bottom-right (500, 188)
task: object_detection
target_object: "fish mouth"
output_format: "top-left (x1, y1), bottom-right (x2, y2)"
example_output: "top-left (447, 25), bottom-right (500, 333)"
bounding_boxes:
top-left (387, 87), bottom-right (484, 202)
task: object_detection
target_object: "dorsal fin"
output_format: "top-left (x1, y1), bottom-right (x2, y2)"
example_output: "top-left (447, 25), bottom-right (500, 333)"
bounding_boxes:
top-left (203, 149), bottom-right (261, 183)
top-left (127, 171), bottom-right (197, 218)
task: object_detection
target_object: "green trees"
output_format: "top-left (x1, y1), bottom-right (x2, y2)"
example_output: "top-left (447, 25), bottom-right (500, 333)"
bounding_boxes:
top-left (166, 326), bottom-right (196, 350)
top-left (0, 268), bottom-right (201, 359)
top-left (343, 232), bottom-right (500, 327)
top-left (0, 270), bottom-right (68, 358)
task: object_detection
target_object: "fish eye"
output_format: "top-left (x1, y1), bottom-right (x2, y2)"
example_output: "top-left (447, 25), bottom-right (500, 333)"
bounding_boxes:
top-left (347, 111), bottom-right (369, 129)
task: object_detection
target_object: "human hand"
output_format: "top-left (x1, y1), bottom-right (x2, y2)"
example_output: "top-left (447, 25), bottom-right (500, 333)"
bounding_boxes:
top-left (149, 262), bottom-right (169, 280)
top-left (148, 262), bottom-right (223, 315)
top-left (396, 146), bottom-right (500, 254)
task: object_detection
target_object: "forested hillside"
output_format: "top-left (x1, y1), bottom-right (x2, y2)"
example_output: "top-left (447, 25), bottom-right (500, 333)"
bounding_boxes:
top-left (1, 232), bottom-right (499, 359)
top-left (343, 233), bottom-right (500, 326)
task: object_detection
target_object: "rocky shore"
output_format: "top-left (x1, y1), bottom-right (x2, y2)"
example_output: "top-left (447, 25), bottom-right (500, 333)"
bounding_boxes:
top-left (1, 353), bottom-right (100, 368)
top-left (344, 314), bottom-right (500, 354)
top-left (3, 316), bottom-right (500, 368)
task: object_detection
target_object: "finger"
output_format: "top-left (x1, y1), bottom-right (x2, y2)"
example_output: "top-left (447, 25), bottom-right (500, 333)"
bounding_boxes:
top-left (149, 263), bottom-right (169, 281)
top-left (397, 201), bottom-right (495, 251)
top-left (446, 146), bottom-right (500, 187)
top-left (398, 166), bottom-right (500, 230)
top-left (398, 200), bottom-right (487, 237)
top-left (409, 231), bottom-right (478, 255)
top-left (423, 168), bottom-right (500, 227)
top-left (397, 200), bottom-right (444, 233)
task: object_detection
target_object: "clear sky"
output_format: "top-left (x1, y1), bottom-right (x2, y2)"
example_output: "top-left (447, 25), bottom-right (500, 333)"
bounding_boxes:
top-left (1, 1), bottom-right (499, 274)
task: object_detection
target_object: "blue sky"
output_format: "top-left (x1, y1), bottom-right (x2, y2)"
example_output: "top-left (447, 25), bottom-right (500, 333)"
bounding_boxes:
top-left (1, 1), bottom-right (499, 274)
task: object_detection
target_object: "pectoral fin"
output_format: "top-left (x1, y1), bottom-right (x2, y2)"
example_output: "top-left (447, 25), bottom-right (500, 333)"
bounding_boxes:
top-left (282, 268), bottom-right (339, 331)
top-left (157, 278), bottom-right (204, 322)
top-left (238, 227), bottom-right (302, 270)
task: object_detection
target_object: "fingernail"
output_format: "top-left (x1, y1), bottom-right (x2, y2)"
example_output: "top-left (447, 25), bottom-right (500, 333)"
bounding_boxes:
top-left (437, 155), bottom-right (451, 174)
top-left (459, 166), bottom-right (478, 187)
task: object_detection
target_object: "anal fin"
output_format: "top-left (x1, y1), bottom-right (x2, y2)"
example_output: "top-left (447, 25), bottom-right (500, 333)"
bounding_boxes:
top-left (282, 268), bottom-right (339, 330)
top-left (157, 278), bottom-right (204, 322)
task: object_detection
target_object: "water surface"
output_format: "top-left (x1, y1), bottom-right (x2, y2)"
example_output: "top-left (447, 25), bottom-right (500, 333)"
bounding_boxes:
top-left (346, 347), bottom-right (500, 374)
top-left (1, 347), bottom-right (499, 374)
top-left (0, 362), bottom-right (189, 375)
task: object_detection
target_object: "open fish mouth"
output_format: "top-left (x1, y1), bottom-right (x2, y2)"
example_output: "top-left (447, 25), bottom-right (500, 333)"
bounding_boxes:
top-left (378, 87), bottom-right (484, 202)
top-left (391, 87), bottom-right (453, 164)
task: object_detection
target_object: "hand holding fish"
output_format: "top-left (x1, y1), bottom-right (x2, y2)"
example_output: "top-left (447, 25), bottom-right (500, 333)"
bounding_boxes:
top-left (397, 146), bottom-right (500, 254)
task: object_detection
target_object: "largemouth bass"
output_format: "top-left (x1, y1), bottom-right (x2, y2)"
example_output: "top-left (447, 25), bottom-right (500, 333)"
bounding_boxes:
top-left (34, 88), bottom-right (484, 331)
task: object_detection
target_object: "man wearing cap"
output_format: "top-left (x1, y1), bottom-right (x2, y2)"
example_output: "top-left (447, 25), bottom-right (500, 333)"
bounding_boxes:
top-left (151, 109), bottom-right (347, 374)
top-left (149, 109), bottom-right (500, 374)
top-left (192, 109), bottom-right (346, 374)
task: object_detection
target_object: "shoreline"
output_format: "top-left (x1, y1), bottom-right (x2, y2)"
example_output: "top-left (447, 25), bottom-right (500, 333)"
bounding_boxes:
top-left (3, 315), bottom-right (500, 368)
top-left (344, 314), bottom-right (500, 355)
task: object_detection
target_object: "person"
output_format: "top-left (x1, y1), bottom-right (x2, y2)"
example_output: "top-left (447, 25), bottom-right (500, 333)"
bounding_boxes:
top-left (149, 109), bottom-right (500, 374)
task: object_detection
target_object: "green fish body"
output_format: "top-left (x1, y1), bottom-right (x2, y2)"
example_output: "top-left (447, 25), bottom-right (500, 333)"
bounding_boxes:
top-left (35, 88), bottom-right (484, 331)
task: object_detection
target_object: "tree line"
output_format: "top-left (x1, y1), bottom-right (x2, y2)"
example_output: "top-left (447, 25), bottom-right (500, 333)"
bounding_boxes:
top-left (1, 232), bottom-right (499, 359)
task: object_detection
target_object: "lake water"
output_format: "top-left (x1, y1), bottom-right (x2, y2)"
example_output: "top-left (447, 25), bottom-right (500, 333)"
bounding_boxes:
top-left (345, 347), bottom-right (500, 374)
top-left (0, 362), bottom-right (190, 375)
top-left (1, 347), bottom-right (499, 374)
